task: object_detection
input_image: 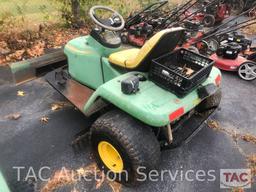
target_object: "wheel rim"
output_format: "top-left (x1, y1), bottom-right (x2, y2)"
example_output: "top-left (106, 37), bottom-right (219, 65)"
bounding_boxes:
top-left (230, 0), bottom-right (244, 14)
top-left (238, 63), bottom-right (256, 81)
top-left (204, 17), bottom-right (211, 26)
top-left (208, 39), bottom-right (219, 52)
top-left (98, 141), bottom-right (124, 173)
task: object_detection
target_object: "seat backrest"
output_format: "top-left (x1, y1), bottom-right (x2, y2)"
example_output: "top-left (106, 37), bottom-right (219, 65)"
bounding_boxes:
top-left (126, 27), bottom-right (185, 71)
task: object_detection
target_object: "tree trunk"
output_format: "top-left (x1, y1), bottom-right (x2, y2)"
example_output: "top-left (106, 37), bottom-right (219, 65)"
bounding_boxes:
top-left (71, 0), bottom-right (81, 27)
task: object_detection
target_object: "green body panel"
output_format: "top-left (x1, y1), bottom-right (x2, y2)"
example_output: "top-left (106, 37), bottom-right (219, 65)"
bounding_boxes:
top-left (9, 60), bottom-right (30, 74)
top-left (64, 34), bottom-right (221, 127)
top-left (0, 171), bottom-right (10, 192)
top-left (101, 57), bottom-right (125, 82)
top-left (84, 67), bottom-right (221, 127)
top-left (64, 36), bottom-right (121, 89)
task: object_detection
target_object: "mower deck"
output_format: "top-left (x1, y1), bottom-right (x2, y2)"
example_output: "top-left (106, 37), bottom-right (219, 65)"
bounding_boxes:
top-left (210, 53), bottom-right (248, 71)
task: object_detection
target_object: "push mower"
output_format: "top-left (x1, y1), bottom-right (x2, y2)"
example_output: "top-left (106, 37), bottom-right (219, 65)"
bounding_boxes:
top-left (228, 0), bottom-right (256, 14)
top-left (120, 1), bottom-right (168, 47)
top-left (210, 47), bottom-right (256, 81)
top-left (218, 31), bottom-right (252, 51)
top-left (210, 39), bottom-right (256, 81)
top-left (46, 5), bottom-right (222, 185)
top-left (190, 0), bottom-right (231, 27)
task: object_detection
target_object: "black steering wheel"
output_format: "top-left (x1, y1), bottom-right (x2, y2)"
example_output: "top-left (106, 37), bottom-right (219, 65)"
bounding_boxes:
top-left (89, 6), bottom-right (125, 31)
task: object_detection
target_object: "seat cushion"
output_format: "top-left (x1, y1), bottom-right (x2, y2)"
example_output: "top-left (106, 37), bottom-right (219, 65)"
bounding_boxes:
top-left (108, 48), bottom-right (140, 68)
top-left (109, 28), bottom-right (184, 70)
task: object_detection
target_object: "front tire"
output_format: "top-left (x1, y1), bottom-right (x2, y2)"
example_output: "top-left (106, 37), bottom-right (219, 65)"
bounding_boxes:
top-left (203, 14), bottom-right (215, 27)
top-left (91, 110), bottom-right (160, 186)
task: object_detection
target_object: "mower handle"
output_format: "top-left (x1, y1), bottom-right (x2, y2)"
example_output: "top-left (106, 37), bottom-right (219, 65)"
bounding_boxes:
top-left (89, 6), bottom-right (125, 31)
top-left (156, 0), bottom-right (199, 29)
top-left (125, 0), bottom-right (168, 27)
top-left (174, 0), bottom-right (220, 25)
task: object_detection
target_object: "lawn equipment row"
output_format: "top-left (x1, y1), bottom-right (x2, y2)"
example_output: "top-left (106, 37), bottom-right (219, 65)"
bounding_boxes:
top-left (184, 0), bottom-right (231, 27)
top-left (121, 0), bottom-right (232, 47)
top-left (121, 0), bottom-right (214, 47)
top-left (177, 4), bottom-right (256, 81)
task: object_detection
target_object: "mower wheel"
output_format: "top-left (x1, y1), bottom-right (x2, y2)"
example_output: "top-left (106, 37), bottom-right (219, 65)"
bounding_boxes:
top-left (121, 34), bottom-right (129, 44)
top-left (91, 110), bottom-right (160, 186)
top-left (197, 88), bottom-right (222, 113)
top-left (188, 46), bottom-right (199, 53)
top-left (238, 61), bottom-right (256, 81)
top-left (203, 14), bottom-right (215, 27)
top-left (206, 38), bottom-right (219, 53)
top-left (230, 0), bottom-right (244, 15)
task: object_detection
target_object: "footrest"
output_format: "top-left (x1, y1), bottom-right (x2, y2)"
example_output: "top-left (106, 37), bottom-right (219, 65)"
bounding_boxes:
top-left (163, 109), bottom-right (216, 149)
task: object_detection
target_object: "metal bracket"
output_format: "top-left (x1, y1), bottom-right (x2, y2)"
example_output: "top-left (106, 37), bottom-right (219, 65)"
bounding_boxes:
top-left (164, 124), bottom-right (173, 144)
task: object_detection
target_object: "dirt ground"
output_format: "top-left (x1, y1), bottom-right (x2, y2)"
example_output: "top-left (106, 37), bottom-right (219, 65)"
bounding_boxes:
top-left (0, 25), bottom-right (89, 66)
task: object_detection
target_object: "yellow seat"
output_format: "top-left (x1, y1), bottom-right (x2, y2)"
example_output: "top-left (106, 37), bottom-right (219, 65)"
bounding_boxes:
top-left (109, 27), bottom-right (185, 71)
top-left (108, 48), bottom-right (140, 66)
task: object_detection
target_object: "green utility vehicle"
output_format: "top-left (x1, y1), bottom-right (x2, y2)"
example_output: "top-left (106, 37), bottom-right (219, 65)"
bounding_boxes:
top-left (0, 171), bottom-right (10, 192)
top-left (46, 6), bottom-right (222, 185)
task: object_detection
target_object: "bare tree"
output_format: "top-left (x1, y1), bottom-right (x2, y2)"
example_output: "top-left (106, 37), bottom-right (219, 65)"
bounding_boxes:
top-left (71, 0), bottom-right (81, 26)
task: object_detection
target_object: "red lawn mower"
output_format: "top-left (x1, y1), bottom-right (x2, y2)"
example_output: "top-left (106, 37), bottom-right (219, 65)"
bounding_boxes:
top-left (120, 1), bottom-right (169, 47)
top-left (189, 0), bottom-right (231, 27)
top-left (210, 48), bottom-right (256, 81)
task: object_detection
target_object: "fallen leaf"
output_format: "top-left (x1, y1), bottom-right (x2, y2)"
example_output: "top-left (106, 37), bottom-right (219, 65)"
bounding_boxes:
top-left (8, 50), bottom-right (26, 60)
top-left (17, 90), bottom-right (25, 97)
top-left (51, 102), bottom-right (65, 111)
top-left (41, 168), bottom-right (74, 192)
top-left (247, 154), bottom-right (256, 177)
top-left (71, 188), bottom-right (79, 192)
top-left (231, 188), bottom-right (245, 192)
top-left (0, 55), bottom-right (6, 65)
top-left (108, 181), bottom-right (122, 192)
top-left (26, 40), bottom-right (45, 57)
top-left (40, 117), bottom-right (49, 123)
top-left (51, 104), bottom-right (61, 111)
top-left (95, 171), bottom-right (105, 189)
top-left (76, 168), bottom-right (86, 177)
top-left (5, 113), bottom-right (21, 120)
top-left (241, 134), bottom-right (256, 145)
top-left (207, 120), bottom-right (220, 130)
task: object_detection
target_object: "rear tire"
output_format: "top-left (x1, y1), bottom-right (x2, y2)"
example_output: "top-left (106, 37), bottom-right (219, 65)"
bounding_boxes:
top-left (90, 110), bottom-right (160, 186)
top-left (203, 14), bottom-right (215, 27)
top-left (197, 89), bottom-right (222, 113)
